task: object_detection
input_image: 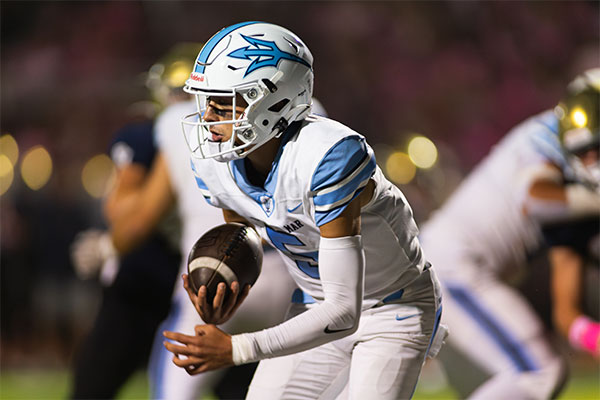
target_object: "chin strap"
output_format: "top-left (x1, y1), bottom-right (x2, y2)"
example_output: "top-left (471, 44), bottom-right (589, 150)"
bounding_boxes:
top-left (273, 102), bottom-right (312, 139)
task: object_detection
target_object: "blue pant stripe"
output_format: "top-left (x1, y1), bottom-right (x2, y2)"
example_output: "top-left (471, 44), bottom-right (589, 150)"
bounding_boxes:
top-left (425, 304), bottom-right (442, 357)
top-left (149, 299), bottom-right (182, 399)
top-left (447, 285), bottom-right (538, 372)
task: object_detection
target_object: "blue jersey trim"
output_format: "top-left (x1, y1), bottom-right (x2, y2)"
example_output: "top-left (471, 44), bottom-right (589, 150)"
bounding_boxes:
top-left (291, 288), bottom-right (317, 304)
top-left (229, 123), bottom-right (300, 216)
top-left (194, 21), bottom-right (261, 74)
top-left (311, 136), bottom-right (376, 226)
top-left (382, 289), bottom-right (405, 303)
top-left (313, 158), bottom-right (374, 208)
top-left (534, 113), bottom-right (559, 134)
top-left (447, 285), bottom-right (538, 372)
top-left (194, 175), bottom-right (209, 191)
top-left (190, 160), bottom-right (213, 204)
top-left (529, 114), bottom-right (568, 170)
top-left (314, 188), bottom-right (365, 226)
top-left (310, 136), bottom-right (371, 192)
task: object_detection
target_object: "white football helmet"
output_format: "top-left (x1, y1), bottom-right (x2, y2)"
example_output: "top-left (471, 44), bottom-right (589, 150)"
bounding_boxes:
top-left (181, 21), bottom-right (314, 161)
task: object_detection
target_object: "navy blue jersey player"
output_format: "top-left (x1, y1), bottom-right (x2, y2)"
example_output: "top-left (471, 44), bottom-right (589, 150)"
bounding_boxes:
top-left (70, 120), bottom-right (181, 399)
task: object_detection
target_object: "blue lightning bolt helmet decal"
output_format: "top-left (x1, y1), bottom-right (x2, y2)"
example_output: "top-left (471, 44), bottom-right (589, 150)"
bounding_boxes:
top-left (227, 34), bottom-right (311, 77)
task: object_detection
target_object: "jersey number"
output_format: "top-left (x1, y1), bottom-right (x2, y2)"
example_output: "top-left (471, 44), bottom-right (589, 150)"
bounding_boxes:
top-left (266, 226), bottom-right (320, 279)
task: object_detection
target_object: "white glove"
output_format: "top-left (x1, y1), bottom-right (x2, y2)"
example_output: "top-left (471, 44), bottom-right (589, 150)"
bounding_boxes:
top-left (70, 229), bottom-right (116, 280)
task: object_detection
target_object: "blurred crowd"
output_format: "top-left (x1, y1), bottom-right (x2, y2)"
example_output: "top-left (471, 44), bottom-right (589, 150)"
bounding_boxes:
top-left (1, 0), bottom-right (598, 372)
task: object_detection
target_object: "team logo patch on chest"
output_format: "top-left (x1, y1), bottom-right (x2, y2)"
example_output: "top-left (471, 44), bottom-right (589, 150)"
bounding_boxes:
top-left (259, 195), bottom-right (275, 216)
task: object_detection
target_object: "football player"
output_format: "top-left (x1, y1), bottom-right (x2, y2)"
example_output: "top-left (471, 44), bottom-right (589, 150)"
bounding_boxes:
top-left (530, 70), bottom-right (599, 358)
top-left (162, 22), bottom-right (447, 399)
top-left (104, 45), bottom-right (330, 399)
top-left (419, 69), bottom-right (599, 399)
top-left (145, 97), bottom-right (298, 400)
top-left (68, 45), bottom-right (191, 399)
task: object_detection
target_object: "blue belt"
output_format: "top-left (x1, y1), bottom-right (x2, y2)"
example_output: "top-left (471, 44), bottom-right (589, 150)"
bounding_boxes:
top-left (290, 262), bottom-right (431, 306)
top-left (290, 287), bottom-right (406, 305)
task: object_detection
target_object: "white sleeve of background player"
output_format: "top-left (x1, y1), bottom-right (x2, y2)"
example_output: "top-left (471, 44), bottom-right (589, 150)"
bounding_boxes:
top-left (231, 235), bottom-right (365, 365)
top-left (153, 100), bottom-right (196, 150)
top-left (520, 163), bottom-right (600, 222)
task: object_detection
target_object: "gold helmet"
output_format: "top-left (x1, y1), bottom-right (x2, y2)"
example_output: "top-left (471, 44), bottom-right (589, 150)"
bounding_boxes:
top-left (146, 42), bottom-right (204, 107)
top-left (555, 68), bottom-right (600, 189)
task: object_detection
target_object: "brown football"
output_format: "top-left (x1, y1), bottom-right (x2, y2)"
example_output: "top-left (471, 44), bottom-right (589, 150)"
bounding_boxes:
top-left (187, 223), bottom-right (263, 304)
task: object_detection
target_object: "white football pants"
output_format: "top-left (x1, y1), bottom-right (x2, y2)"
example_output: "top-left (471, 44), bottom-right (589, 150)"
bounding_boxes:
top-left (246, 268), bottom-right (444, 400)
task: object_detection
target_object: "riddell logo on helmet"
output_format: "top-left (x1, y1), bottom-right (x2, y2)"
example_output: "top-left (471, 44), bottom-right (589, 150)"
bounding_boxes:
top-left (190, 72), bottom-right (205, 82)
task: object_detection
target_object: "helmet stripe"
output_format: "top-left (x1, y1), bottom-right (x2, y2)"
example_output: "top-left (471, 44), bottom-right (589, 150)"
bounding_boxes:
top-left (195, 21), bottom-right (261, 73)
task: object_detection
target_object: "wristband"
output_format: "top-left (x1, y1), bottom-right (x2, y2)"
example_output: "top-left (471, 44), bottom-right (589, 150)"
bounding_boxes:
top-left (568, 315), bottom-right (600, 356)
top-left (231, 333), bottom-right (257, 365)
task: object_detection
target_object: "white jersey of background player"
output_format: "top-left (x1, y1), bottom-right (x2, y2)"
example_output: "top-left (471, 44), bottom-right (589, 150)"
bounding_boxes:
top-left (162, 22), bottom-right (446, 400)
top-left (419, 71), bottom-right (600, 399)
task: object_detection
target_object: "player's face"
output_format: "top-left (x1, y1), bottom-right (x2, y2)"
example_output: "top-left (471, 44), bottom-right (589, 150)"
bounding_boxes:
top-left (203, 95), bottom-right (247, 142)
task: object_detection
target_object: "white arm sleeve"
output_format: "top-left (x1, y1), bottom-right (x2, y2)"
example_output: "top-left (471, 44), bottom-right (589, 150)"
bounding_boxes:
top-left (231, 235), bottom-right (365, 365)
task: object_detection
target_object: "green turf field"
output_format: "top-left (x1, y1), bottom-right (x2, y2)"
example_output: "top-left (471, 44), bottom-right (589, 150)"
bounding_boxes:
top-left (0, 367), bottom-right (598, 399)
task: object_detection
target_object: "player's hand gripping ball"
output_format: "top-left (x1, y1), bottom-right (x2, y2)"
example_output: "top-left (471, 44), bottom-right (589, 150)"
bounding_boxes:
top-left (187, 223), bottom-right (263, 304)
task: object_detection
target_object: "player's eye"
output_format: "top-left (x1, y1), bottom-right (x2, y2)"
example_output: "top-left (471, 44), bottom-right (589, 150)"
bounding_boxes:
top-left (208, 102), bottom-right (233, 117)
top-left (213, 107), bottom-right (231, 117)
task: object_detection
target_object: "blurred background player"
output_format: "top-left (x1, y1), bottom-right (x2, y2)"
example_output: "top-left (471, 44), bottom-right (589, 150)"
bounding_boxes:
top-left (419, 69), bottom-right (600, 399)
top-left (68, 45), bottom-right (190, 399)
top-left (529, 69), bottom-right (600, 357)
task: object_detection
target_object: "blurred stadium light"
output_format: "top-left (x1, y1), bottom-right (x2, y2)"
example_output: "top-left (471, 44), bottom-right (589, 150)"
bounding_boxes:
top-left (385, 151), bottom-right (417, 184)
top-left (408, 135), bottom-right (438, 169)
top-left (81, 154), bottom-right (115, 198)
top-left (0, 133), bottom-right (19, 165)
top-left (0, 154), bottom-right (14, 195)
top-left (20, 145), bottom-right (52, 190)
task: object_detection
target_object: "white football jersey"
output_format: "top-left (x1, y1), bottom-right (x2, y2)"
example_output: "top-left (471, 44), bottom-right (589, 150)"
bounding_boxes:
top-left (420, 110), bottom-right (567, 279)
top-left (191, 115), bottom-right (428, 308)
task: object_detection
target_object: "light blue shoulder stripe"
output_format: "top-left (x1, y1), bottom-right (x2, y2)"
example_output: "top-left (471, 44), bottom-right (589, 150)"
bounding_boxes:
top-left (314, 187), bottom-right (365, 226)
top-left (310, 136), bottom-right (373, 192)
top-left (313, 156), bottom-right (374, 209)
top-left (194, 21), bottom-right (261, 74)
top-left (310, 136), bottom-right (375, 226)
top-left (529, 114), bottom-right (568, 169)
